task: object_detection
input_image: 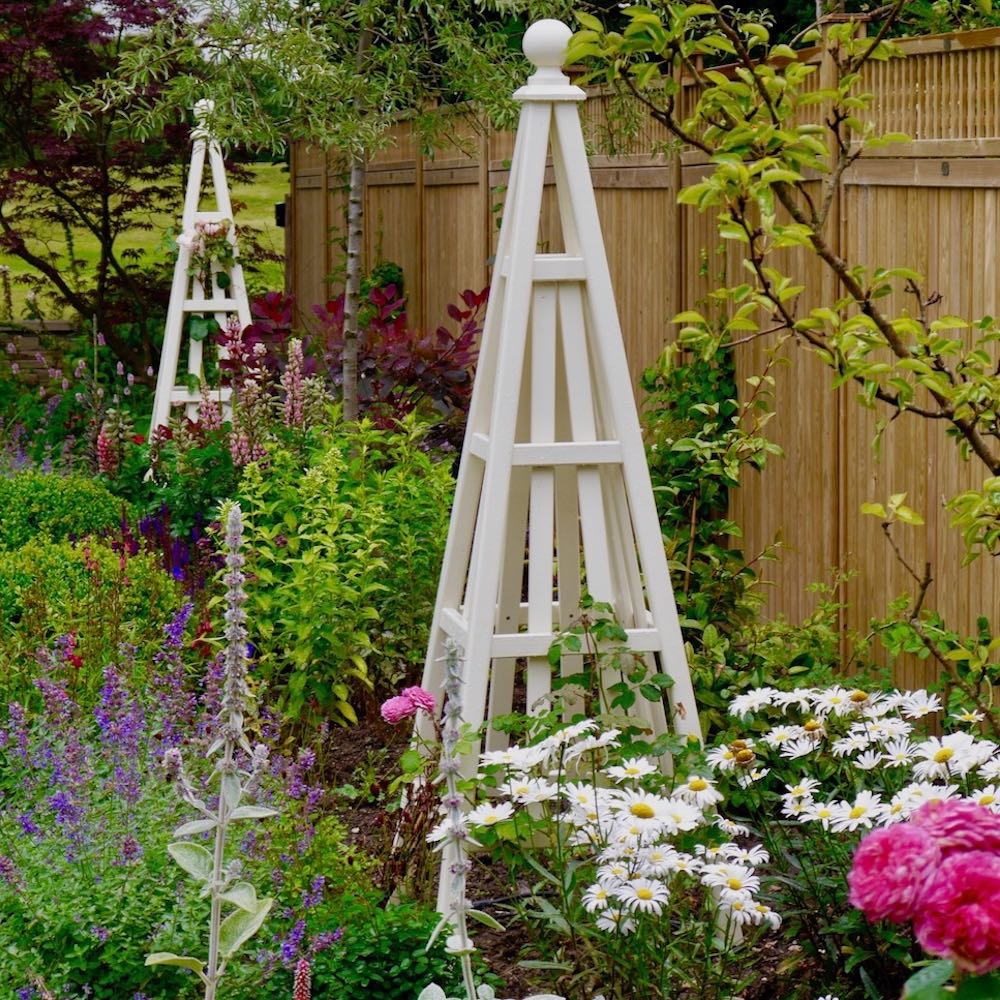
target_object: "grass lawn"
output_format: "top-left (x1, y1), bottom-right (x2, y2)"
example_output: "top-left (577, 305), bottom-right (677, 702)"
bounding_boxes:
top-left (0, 162), bottom-right (288, 320)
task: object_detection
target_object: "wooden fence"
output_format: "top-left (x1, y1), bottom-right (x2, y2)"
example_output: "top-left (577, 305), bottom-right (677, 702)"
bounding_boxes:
top-left (287, 27), bottom-right (1000, 690)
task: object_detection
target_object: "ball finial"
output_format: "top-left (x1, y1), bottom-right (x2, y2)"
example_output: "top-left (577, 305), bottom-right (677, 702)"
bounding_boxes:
top-left (522, 19), bottom-right (572, 71)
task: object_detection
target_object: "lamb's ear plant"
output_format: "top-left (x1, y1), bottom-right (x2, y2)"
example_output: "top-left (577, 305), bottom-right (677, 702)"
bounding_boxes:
top-left (420, 640), bottom-right (564, 1000)
top-left (145, 502), bottom-right (276, 999)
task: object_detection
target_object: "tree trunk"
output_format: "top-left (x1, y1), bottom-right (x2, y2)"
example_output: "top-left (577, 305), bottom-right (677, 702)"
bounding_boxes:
top-left (342, 154), bottom-right (365, 422)
top-left (341, 27), bottom-right (373, 422)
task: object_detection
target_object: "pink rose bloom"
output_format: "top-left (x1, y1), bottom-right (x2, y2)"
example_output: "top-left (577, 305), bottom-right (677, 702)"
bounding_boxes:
top-left (380, 696), bottom-right (417, 725)
top-left (914, 851), bottom-right (1000, 974)
top-left (401, 686), bottom-right (436, 714)
top-left (912, 800), bottom-right (1000, 855)
top-left (849, 824), bottom-right (941, 923)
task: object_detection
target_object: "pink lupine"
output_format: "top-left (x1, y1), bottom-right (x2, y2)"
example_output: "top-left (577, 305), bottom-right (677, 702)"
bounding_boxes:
top-left (282, 338), bottom-right (305, 428)
top-left (293, 957), bottom-right (311, 1000)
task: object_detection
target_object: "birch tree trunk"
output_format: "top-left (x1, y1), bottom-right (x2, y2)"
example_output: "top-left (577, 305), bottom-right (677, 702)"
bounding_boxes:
top-left (342, 153), bottom-right (365, 421)
top-left (341, 27), bottom-right (372, 422)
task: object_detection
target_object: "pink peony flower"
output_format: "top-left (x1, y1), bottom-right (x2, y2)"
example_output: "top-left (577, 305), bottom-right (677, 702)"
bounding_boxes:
top-left (912, 800), bottom-right (1000, 855)
top-left (913, 851), bottom-right (1000, 974)
top-left (401, 686), bottom-right (436, 714)
top-left (380, 696), bottom-right (417, 725)
top-left (848, 824), bottom-right (941, 923)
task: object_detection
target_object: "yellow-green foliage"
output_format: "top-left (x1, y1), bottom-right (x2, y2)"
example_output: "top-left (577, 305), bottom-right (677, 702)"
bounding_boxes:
top-left (0, 538), bottom-right (180, 704)
top-left (238, 419), bottom-right (454, 725)
top-left (0, 472), bottom-right (128, 549)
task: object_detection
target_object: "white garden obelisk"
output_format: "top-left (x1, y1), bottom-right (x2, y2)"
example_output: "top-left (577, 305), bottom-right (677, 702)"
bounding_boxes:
top-left (419, 21), bottom-right (701, 786)
top-left (150, 101), bottom-right (252, 435)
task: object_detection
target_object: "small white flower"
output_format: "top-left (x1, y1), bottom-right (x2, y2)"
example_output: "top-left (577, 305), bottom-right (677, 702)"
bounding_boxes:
top-left (812, 687), bottom-right (853, 717)
top-left (952, 708), bottom-right (985, 724)
top-left (722, 843), bottom-right (769, 865)
top-left (752, 902), bottom-right (781, 930)
top-left (676, 775), bottom-right (724, 808)
top-left (898, 689), bottom-right (943, 719)
top-left (736, 766), bottom-right (770, 789)
top-left (614, 877), bottom-right (670, 915)
top-left (701, 863), bottom-right (761, 896)
top-left (829, 791), bottom-right (882, 832)
top-left (502, 777), bottom-right (557, 804)
top-left (715, 816), bottom-right (750, 837)
top-left (728, 688), bottom-right (778, 717)
top-left (594, 908), bottom-right (636, 935)
top-left (881, 737), bottom-right (916, 767)
top-left (854, 749), bottom-right (883, 771)
top-left (582, 878), bottom-right (618, 912)
top-left (780, 737), bottom-right (818, 760)
top-left (784, 778), bottom-right (820, 799)
top-left (967, 785), bottom-right (1000, 813)
top-left (467, 801), bottom-right (515, 827)
top-left (606, 757), bottom-right (658, 783)
top-left (762, 725), bottom-right (803, 748)
top-left (801, 800), bottom-right (837, 828)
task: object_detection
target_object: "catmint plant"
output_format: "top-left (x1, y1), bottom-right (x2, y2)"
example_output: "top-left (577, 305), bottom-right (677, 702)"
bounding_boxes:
top-left (146, 502), bottom-right (277, 998)
top-left (420, 640), bottom-right (563, 1000)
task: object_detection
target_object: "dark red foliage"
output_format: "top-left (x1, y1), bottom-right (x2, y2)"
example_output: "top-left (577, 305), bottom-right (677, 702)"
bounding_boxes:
top-left (313, 285), bottom-right (486, 448)
top-left (0, 1), bottom-right (189, 369)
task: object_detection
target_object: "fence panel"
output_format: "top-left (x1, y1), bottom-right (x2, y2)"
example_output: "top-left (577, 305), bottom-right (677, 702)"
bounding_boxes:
top-left (287, 28), bottom-right (1000, 677)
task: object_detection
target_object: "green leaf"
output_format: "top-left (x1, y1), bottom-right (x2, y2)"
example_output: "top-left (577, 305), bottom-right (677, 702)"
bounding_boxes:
top-left (228, 805), bottom-right (279, 820)
top-left (220, 881), bottom-right (259, 912)
top-left (400, 749), bottom-right (424, 774)
top-left (222, 772), bottom-right (242, 810)
top-left (903, 960), bottom-right (955, 1000)
top-left (218, 897), bottom-right (274, 958)
top-left (215, 271), bottom-right (231, 289)
top-left (173, 818), bottom-right (217, 837)
top-left (145, 952), bottom-right (205, 974)
top-left (167, 842), bottom-right (213, 882)
top-left (860, 502), bottom-right (886, 519)
top-left (467, 908), bottom-right (505, 931)
top-left (957, 973), bottom-right (1000, 998)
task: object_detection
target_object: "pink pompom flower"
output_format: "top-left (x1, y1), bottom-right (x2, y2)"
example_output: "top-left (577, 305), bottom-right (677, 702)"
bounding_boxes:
top-left (912, 800), bottom-right (1000, 855)
top-left (380, 696), bottom-right (416, 725)
top-left (848, 824), bottom-right (941, 923)
top-left (401, 686), bottom-right (436, 714)
top-left (913, 851), bottom-right (1000, 974)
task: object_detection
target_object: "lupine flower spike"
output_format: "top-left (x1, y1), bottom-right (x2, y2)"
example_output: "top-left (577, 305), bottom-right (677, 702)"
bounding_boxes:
top-left (293, 957), bottom-right (311, 1000)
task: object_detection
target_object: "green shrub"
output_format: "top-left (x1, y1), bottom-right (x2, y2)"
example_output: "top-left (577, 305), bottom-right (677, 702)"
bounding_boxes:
top-left (238, 416), bottom-right (454, 724)
top-left (0, 471), bottom-right (127, 549)
top-left (0, 538), bottom-right (180, 706)
top-left (308, 899), bottom-right (478, 1000)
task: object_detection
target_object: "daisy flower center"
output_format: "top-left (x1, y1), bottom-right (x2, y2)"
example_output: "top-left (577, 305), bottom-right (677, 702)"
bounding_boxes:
top-left (636, 887), bottom-right (654, 900)
top-left (803, 719), bottom-right (822, 732)
top-left (727, 877), bottom-right (744, 890)
top-left (849, 806), bottom-right (867, 819)
top-left (933, 748), bottom-right (954, 763)
top-left (630, 802), bottom-right (655, 819)
top-left (688, 779), bottom-right (708, 792)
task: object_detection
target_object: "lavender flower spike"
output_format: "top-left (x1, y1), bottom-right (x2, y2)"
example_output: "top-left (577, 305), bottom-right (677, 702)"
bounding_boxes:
top-left (221, 503), bottom-right (251, 745)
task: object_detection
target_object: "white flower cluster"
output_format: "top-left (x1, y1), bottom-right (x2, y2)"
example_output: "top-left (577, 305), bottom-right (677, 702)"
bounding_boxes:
top-left (458, 721), bottom-right (781, 937)
top-left (719, 685), bottom-right (1000, 832)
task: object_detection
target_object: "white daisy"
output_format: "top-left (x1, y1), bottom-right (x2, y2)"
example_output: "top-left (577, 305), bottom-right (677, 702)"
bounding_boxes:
top-left (582, 878), bottom-right (618, 912)
top-left (701, 864), bottom-right (761, 896)
top-left (677, 775), bottom-right (724, 808)
top-left (595, 908), bottom-right (636, 935)
top-left (967, 785), bottom-right (1000, 813)
top-left (762, 725), bottom-right (803, 748)
top-left (715, 816), bottom-right (750, 837)
top-left (467, 801), bottom-right (515, 827)
top-left (881, 737), bottom-right (916, 767)
top-left (829, 791), bottom-right (882, 832)
top-left (780, 737), bottom-right (818, 760)
top-left (898, 689), bottom-right (943, 719)
top-left (854, 749), bottom-right (883, 771)
top-left (801, 800), bottom-right (837, 828)
top-left (784, 778), bottom-right (820, 799)
top-left (606, 757), bottom-right (658, 783)
top-left (812, 687), bottom-right (853, 717)
top-left (952, 708), bottom-right (985, 724)
top-left (752, 902), bottom-right (781, 930)
top-left (728, 688), bottom-right (778, 717)
top-left (615, 877), bottom-right (670, 915)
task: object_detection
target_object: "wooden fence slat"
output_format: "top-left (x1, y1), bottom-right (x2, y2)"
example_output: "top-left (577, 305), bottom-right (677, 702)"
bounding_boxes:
top-left (286, 27), bottom-right (1000, 680)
